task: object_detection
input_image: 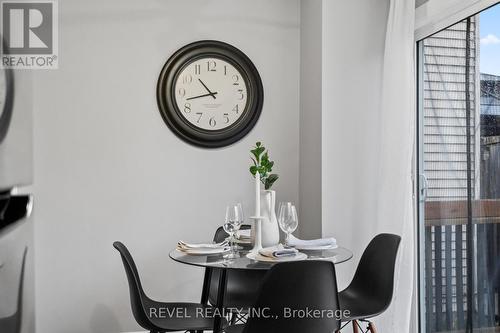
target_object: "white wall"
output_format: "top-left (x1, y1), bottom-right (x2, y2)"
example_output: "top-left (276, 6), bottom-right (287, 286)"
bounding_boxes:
top-left (32, 1), bottom-right (300, 332)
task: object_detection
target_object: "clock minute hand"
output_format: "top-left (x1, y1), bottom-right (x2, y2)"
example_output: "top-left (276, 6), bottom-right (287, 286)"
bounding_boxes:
top-left (186, 92), bottom-right (218, 100)
top-left (198, 79), bottom-right (217, 99)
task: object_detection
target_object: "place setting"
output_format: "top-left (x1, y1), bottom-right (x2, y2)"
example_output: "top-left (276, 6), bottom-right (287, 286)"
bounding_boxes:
top-left (175, 239), bottom-right (230, 256)
top-left (246, 201), bottom-right (303, 262)
top-left (246, 201), bottom-right (339, 263)
top-left (175, 203), bottom-right (244, 257)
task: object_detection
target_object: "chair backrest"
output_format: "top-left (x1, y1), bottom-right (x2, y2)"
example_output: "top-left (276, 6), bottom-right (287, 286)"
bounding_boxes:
top-left (113, 241), bottom-right (155, 331)
top-left (348, 233), bottom-right (401, 314)
top-left (243, 260), bottom-right (341, 333)
top-left (208, 225), bottom-right (254, 305)
top-left (213, 225), bottom-right (227, 243)
top-left (213, 224), bottom-right (252, 243)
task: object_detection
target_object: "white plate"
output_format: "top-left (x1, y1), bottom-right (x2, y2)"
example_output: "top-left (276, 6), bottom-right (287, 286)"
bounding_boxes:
top-left (293, 244), bottom-right (338, 251)
top-left (176, 247), bottom-right (230, 256)
top-left (246, 252), bottom-right (308, 262)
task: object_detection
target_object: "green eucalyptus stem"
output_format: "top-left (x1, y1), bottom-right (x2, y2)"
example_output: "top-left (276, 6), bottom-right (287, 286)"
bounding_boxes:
top-left (249, 141), bottom-right (279, 190)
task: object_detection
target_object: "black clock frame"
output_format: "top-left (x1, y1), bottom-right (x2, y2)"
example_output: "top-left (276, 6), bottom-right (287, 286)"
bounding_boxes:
top-left (157, 40), bottom-right (263, 148)
top-left (0, 36), bottom-right (14, 145)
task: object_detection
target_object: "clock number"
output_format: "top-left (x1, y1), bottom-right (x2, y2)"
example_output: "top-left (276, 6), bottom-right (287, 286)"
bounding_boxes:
top-left (223, 113), bottom-right (229, 124)
top-left (178, 88), bottom-right (186, 97)
top-left (207, 60), bottom-right (216, 72)
top-left (237, 89), bottom-right (244, 100)
top-left (209, 117), bottom-right (216, 127)
top-left (196, 112), bottom-right (203, 123)
top-left (224, 65), bottom-right (227, 75)
top-left (184, 102), bottom-right (191, 113)
top-left (194, 64), bottom-right (201, 75)
top-left (232, 104), bottom-right (239, 114)
top-left (182, 74), bottom-right (192, 84)
top-left (232, 74), bottom-right (239, 85)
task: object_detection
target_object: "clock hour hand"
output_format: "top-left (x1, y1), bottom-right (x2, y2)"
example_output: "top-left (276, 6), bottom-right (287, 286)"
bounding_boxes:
top-left (198, 79), bottom-right (217, 99)
top-left (186, 92), bottom-right (218, 100)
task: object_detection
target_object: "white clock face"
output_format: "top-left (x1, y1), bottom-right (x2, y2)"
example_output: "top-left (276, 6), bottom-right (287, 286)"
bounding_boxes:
top-left (174, 57), bottom-right (248, 131)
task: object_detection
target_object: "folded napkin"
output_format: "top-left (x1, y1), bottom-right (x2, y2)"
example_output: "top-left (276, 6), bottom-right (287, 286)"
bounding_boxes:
top-left (177, 240), bottom-right (228, 251)
top-left (259, 244), bottom-right (298, 258)
top-left (288, 234), bottom-right (337, 248)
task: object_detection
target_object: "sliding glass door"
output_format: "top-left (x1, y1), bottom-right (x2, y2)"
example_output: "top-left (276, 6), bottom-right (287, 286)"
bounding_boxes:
top-left (418, 4), bottom-right (500, 332)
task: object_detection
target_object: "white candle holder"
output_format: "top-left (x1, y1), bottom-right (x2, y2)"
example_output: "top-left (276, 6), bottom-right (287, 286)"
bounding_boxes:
top-left (249, 216), bottom-right (264, 254)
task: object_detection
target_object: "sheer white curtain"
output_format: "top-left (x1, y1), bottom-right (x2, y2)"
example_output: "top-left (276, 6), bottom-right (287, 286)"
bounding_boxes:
top-left (321, 0), bottom-right (416, 331)
top-left (372, 0), bottom-right (416, 331)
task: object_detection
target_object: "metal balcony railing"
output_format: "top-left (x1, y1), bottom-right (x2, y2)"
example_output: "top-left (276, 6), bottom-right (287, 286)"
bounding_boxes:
top-left (424, 200), bottom-right (500, 332)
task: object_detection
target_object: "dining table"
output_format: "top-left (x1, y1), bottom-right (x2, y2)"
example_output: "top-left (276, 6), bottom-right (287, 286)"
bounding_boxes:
top-left (169, 244), bottom-right (353, 333)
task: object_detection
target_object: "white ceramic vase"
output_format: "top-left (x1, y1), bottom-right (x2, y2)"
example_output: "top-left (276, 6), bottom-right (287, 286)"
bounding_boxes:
top-left (260, 189), bottom-right (280, 247)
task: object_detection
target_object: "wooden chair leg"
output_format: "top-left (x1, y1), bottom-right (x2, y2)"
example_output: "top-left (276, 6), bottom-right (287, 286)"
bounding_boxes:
top-left (352, 320), bottom-right (360, 333)
top-left (367, 322), bottom-right (377, 333)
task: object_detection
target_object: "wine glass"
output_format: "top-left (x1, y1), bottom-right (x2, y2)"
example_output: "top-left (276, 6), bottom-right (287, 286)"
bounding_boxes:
top-left (278, 202), bottom-right (298, 247)
top-left (223, 203), bottom-right (244, 259)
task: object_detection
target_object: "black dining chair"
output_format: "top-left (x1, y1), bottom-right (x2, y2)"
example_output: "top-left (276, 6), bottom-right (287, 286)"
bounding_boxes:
top-left (113, 241), bottom-right (225, 333)
top-left (225, 260), bottom-right (341, 333)
top-left (0, 247), bottom-right (28, 333)
top-left (338, 233), bottom-right (401, 333)
top-left (206, 225), bottom-right (266, 319)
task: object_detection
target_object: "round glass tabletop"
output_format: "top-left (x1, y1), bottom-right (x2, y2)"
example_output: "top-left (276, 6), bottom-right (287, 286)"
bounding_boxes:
top-left (169, 246), bottom-right (353, 270)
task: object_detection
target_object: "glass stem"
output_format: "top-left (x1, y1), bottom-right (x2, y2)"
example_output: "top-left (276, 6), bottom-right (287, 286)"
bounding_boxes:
top-left (285, 232), bottom-right (290, 246)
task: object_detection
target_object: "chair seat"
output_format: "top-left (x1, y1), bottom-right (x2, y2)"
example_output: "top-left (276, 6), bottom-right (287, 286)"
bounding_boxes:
top-left (339, 288), bottom-right (384, 321)
top-left (147, 302), bottom-right (227, 331)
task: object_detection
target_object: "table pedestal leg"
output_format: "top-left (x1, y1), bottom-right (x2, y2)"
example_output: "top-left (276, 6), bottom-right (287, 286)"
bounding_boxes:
top-left (200, 268), bottom-right (212, 305)
top-left (196, 268), bottom-right (212, 333)
top-left (213, 268), bottom-right (227, 333)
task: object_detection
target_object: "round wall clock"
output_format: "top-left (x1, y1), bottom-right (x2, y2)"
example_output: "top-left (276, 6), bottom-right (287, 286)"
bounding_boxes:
top-left (157, 40), bottom-right (263, 148)
top-left (0, 36), bottom-right (14, 145)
